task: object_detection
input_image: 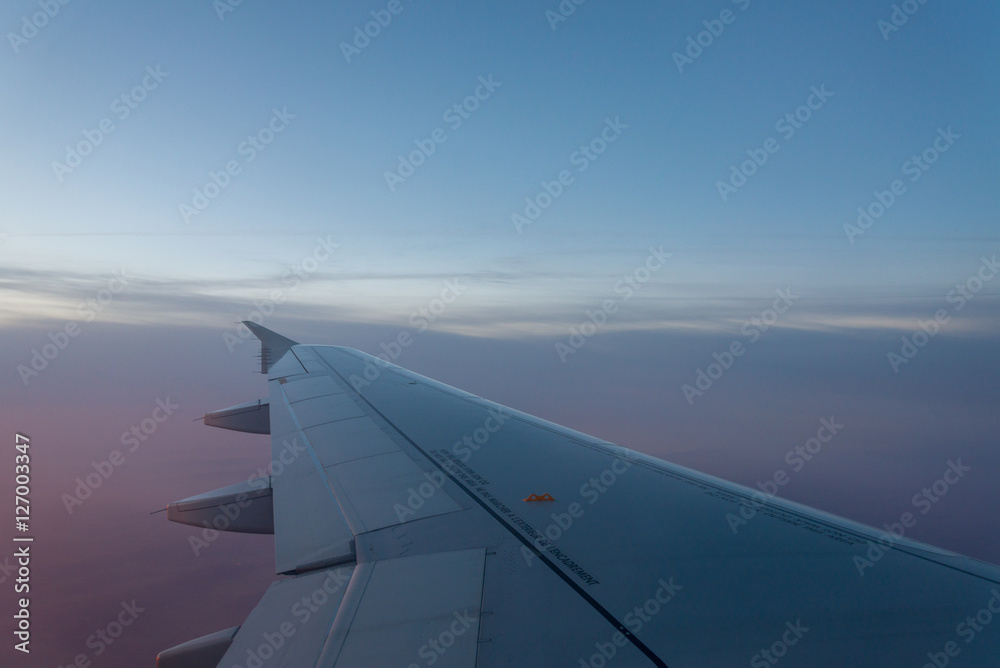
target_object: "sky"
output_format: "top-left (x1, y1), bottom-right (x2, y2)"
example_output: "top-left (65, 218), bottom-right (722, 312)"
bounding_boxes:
top-left (1, 0), bottom-right (999, 665)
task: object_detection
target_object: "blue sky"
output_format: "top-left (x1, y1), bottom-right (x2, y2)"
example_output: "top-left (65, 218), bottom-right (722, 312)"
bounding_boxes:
top-left (2, 3), bottom-right (1000, 664)
top-left (2, 0), bottom-right (998, 336)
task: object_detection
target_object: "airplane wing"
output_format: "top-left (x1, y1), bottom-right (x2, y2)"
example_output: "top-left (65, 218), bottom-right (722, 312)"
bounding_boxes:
top-left (157, 323), bottom-right (1000, 667)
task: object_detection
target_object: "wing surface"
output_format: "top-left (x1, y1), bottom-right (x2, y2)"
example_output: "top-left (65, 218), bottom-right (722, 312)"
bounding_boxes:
top-left (159, 326), bottom-right (1000, 667)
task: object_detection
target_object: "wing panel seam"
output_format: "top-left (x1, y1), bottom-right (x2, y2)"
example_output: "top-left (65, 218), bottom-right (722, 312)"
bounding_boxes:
top-left (318, 352), bottom-right (670, 668)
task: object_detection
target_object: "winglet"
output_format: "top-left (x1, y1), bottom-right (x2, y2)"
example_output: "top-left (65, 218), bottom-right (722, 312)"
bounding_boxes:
top-left (242, 322), bottom-right (298, 374)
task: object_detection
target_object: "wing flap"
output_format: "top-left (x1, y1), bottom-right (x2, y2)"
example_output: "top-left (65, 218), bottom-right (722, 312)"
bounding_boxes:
top-left (291, 393), bottom-right (366, 429)
top-left (215, 566), bottom-right (355, 667)
top-left (320, 549), bottom-right (486, 667)
top-left (283, 375), bottom-right (344, 403)
top-left (304, 417), bottom-right (398, 467)
top-left (327, 450), bottom-right (462, 533)
top-left (265, 346), bottom-right (466, 571)
top-left (267, 366), bottom-right (355, 574)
